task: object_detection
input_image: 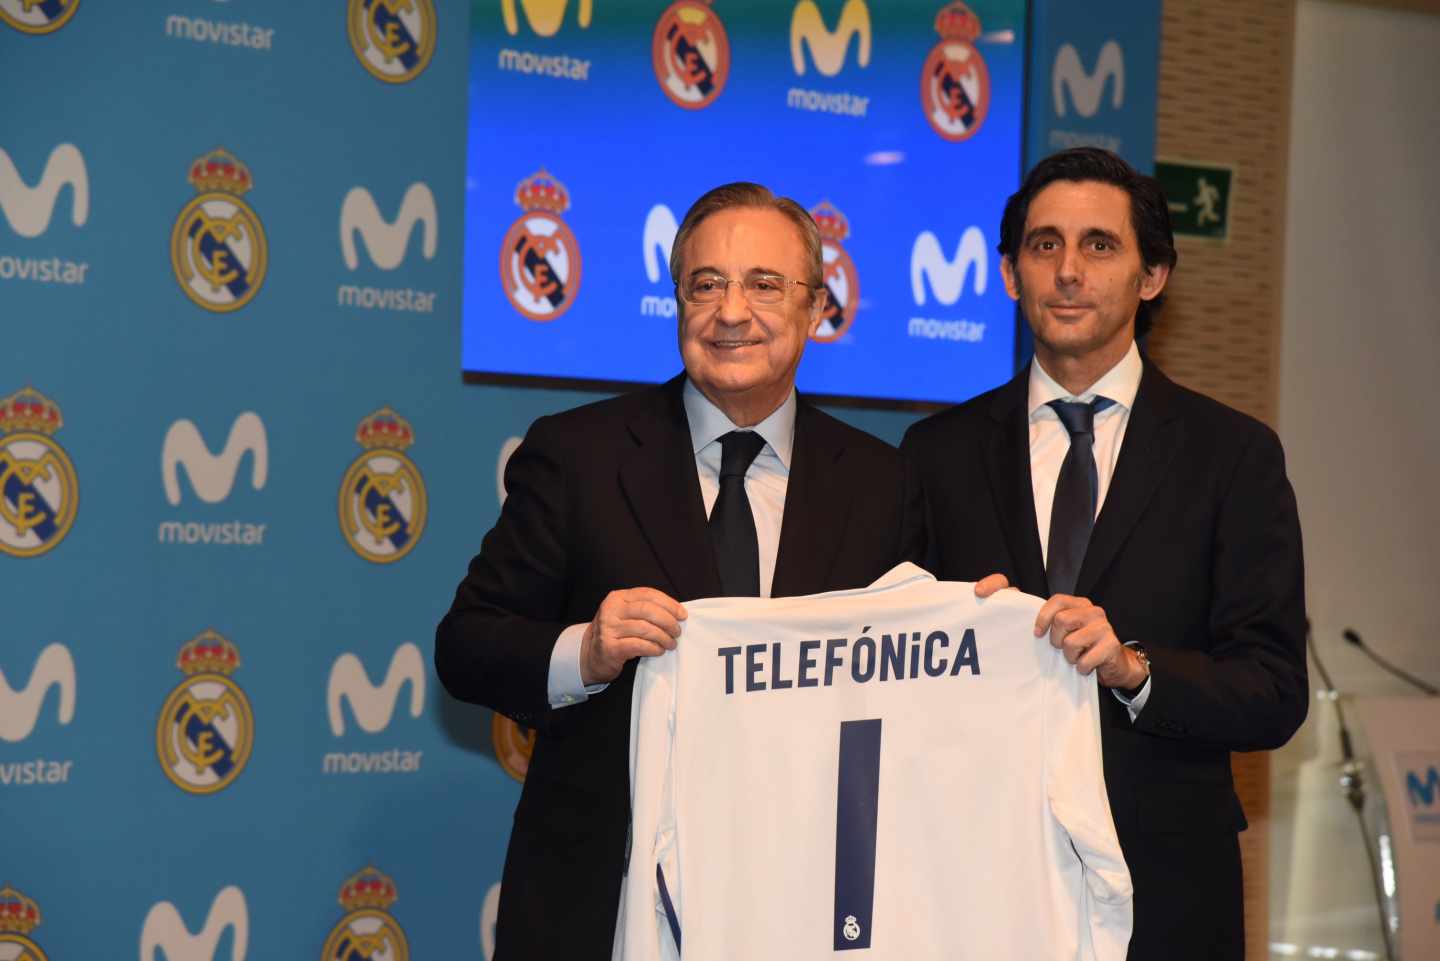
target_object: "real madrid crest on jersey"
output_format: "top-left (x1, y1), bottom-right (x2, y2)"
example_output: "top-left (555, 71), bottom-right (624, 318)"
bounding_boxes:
top-left (0, 885), bottom-right (47, 961)
top-left (171, 149), bottom-right (268, 313)
top-left (652, 0), bottom-right (730, 110)
top-left (323, 867), bottom-right (409, 961)
top-left (492, 714), bottom-right (536, 783)
top-left (0, 387), bottom-right (78, 559)
top-left (348, 0), bottom-right (436, 84)
top-left (499, 170), bottom-right (582, 322)
top-left (339, 407), bottom-right (427, 564)
top-left (0, 0), bottom-right (78, 35)
top-left (156, 630), bottom-right (254, 794)
top-left (809, 202), bottom-right (860, 343)
top-left (920, 2), bottom-right (991, 143)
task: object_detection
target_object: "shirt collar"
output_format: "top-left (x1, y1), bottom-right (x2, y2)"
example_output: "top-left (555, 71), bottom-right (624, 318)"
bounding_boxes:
top-left (1028, 340), bottom-right (1142, 419)
top-left (683, 378), bottom-right (797, 470)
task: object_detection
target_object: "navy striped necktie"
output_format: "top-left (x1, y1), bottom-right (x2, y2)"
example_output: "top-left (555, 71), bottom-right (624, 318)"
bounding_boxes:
top-left (1045, 397), bottom-right (1114, 597)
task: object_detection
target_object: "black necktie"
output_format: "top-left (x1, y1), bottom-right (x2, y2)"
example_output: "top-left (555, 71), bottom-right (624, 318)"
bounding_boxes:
top-left (710, 430), bottom-right (767, 597)
top-left (1045, 397), bottom-right (1115, 597)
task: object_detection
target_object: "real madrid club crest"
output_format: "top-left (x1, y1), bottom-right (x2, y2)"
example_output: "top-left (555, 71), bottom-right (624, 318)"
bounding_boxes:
top-left (348, 0), bottom-right (436, 84)
top-left (156, 630), bottom-right (254, 795)
top-left (339, 407), bottom-right (427, 564)
top-left (492, 714), bottom-right (537, 783)
top-left (0, 387), bottom-right (77, 559)
top-left (323, 867), bottom-right (409, 961)
top-left (920, 2), bottom-right (991, 143)
top-left (499, 170), bottom-right (582, 323)
top-left (652, 0), bottom-right (730, 110)
top-left (171, 148), bottom-right (268, 313)
top-left (0, 885), bottom-right (47, 961)
top-left (0, 0), bottom-right (78, 35)
top-left (809, 202), bottom-right (859, 343)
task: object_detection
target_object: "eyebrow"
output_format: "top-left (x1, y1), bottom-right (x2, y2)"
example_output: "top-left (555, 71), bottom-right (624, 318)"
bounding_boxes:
top-left (686, 265), bottom-right (789, 279)
top-left (1022, 226), bottom-right (1125, 246)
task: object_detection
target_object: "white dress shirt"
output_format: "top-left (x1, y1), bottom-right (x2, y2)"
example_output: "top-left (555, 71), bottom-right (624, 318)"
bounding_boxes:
top-left (546, 380), bottom-right (797, 707)
top-left (1028, 341), bottom-right (1151, 716)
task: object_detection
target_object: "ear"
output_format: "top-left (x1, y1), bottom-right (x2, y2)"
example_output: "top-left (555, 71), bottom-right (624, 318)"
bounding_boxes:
top-left (806, 285), bottom-right (828, 338)
top-left (1000, 255), bottom-right (1021, 302)
top-left (1138, 262), bottom-right (1171, 301)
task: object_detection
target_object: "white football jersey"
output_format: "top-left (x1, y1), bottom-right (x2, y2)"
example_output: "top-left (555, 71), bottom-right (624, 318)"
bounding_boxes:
top-left (613, 563), bottom-right (1131, 960)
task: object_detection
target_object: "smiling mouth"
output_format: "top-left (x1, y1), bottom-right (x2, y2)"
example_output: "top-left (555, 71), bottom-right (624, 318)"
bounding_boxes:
top-left (710, 339), bottom-right (762, 349)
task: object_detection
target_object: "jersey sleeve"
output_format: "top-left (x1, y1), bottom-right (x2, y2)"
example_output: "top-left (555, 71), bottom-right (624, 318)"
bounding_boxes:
top-left (1044, 658), bottom-right (1134, 960)
top-left (612, 650), bottom-right (680, 961)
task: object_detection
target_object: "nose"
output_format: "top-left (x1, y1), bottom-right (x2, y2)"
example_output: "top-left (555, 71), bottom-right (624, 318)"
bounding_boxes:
top-left (1056, 246), bottom-right (1082, 288)
top-left (716, 279), bottom-right (751, 323)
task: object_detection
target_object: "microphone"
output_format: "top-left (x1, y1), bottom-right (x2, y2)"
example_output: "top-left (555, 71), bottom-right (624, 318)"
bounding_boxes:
top-left (1342, 628), bottom-right (1439, 696)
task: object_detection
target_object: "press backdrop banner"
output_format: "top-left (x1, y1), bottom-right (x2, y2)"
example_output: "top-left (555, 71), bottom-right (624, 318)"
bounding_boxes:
top-left (2, 2), bottom-right (1157, 957)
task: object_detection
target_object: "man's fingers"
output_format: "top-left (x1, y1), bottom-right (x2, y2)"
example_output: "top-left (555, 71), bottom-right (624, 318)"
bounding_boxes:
top-left (974, 573), bottom-right (1011, 599)
top-left (607, 618), bottom-right (680, 651)
top-left (620, 598), bottom-right (685, 638)
top-left (622, 587), bottom-right (688, 621)
top-left (1034, 594), bottom-right (1079, 635)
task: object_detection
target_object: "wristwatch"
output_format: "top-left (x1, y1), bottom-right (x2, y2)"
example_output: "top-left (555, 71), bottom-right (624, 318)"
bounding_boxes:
top-left (1120, 642), bottom-right (1150, 699)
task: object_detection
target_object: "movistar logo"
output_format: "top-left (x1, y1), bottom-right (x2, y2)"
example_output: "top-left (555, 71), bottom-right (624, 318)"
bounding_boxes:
top-left (0, 143), bottom-right (89, 238)
top-left (642, 203), bottom-right (678, 284)
top-left (1408, 765), bottom-right (1440, 808)
top-left (910, 227), bottom-right (988, 305)
top-left (1052, 40), bottom-right (1125, 118)
top-left (140, 886), bottom-right (249, 961)
top-left (501, 0), bottom-right (591, 37)
top-left (327, 642), bottom-right (426, 736)
top-left (340, 183), bottom-right (438, 271)
top-left (0, 644), bottom-right (75, 743)
top-left (162, 413), bottom-right (268, 506)
top-left (790, 0), bottom-right (871, 77)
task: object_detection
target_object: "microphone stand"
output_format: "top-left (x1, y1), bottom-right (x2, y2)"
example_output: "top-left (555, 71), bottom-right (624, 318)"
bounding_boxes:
top-left (1307, 624), bottom-right (1396, 961)
top-left (1343, 627), bottom-right (1439, 696)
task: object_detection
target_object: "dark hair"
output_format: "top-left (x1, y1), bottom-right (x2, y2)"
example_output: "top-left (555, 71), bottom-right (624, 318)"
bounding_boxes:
top-left (669, 182), bottom-right (823, 290)
top-left (998, 147), bottom-right (1177, 337)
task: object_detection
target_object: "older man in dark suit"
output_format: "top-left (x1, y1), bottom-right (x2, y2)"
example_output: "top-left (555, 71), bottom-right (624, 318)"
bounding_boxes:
top-left (903, 148), bottom-right (1307, 960)
top-left (436, 183), bottom-right (912, 961)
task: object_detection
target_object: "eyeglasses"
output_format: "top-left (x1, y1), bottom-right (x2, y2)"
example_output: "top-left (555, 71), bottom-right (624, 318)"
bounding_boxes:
top-left (678, 272), bottom-right (818, 306)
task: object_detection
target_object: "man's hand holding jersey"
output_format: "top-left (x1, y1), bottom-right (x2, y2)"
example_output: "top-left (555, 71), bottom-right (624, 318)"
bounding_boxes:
top-left (973, 574), bottom-right (1147, 691)
top-left (580, 588), bottom-right (688, 685)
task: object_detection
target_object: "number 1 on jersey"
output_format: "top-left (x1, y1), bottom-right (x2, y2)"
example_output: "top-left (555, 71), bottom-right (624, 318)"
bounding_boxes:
top-left (834, 718), bottom-right (881, 950)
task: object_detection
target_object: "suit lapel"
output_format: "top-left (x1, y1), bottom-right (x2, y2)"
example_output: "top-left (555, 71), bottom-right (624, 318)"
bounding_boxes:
top-left (1076, 359), bottom-right (1183, 597)
top-left (771, 401), bottom-right (851, 598)
top-left (617, 376), bottom-right (723, 601)
top-left (982, 372), bottom-right (1049, 596)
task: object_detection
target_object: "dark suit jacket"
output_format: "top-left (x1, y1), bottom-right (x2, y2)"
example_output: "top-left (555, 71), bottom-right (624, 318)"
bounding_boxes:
top-left (436, 375), bottom-right (911, 961)
top-left (901, 356), bottom-right (1307, 961)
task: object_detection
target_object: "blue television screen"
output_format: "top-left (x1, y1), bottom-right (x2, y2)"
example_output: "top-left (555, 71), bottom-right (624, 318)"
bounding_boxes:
top-left (463, 0), bottom-right (1024, 405)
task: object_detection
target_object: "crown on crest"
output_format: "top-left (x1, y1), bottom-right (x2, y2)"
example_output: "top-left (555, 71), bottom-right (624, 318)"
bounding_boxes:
top-left (514, 169), bottom-right (570, 214)
top-left (177, 629), bottom-right (241, 676)
top-left (355, 406), bottom-right (414, 450)
top-left (0, 386), bottom-right (63, 436)
top-left (934, 2), bottom-right (981, 41)
top-left (809, 201), bottom-right (850, 243)
top-left (188, 148), bottom-right (253, 195)
top-left (339, 867), bottom-right (398, 912)
top-left (0, 885), bottom-right (41, 935)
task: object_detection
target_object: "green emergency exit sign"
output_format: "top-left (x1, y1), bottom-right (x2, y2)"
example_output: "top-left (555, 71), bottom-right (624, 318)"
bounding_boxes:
top-left (1155, 160), bottom-right (1234, 241)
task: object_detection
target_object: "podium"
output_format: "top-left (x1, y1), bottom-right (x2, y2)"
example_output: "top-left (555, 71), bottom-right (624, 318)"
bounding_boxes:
top-left (1353, 696), bottom-right (1440, 959)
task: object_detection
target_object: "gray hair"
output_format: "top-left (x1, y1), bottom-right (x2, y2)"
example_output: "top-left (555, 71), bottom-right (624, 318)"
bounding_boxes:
top-left (669, 182), bottom-right (823, 291)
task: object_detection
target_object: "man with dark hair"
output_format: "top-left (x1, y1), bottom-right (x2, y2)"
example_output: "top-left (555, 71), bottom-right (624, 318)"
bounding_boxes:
top-left (436, 182), bottom-right (913, 961)
top-left (903, 147), bottom-right (1307, 959)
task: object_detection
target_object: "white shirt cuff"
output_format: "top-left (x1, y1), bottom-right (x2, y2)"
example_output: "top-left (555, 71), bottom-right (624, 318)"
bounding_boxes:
top-left (1112, 677), bottom-right (1151, 722)
top-left (548, 622), bottom-right (608, 708)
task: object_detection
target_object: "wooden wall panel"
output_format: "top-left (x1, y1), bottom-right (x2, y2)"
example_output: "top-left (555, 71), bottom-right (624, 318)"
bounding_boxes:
top-left (1153, 2), bottom-right (1298, 957)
